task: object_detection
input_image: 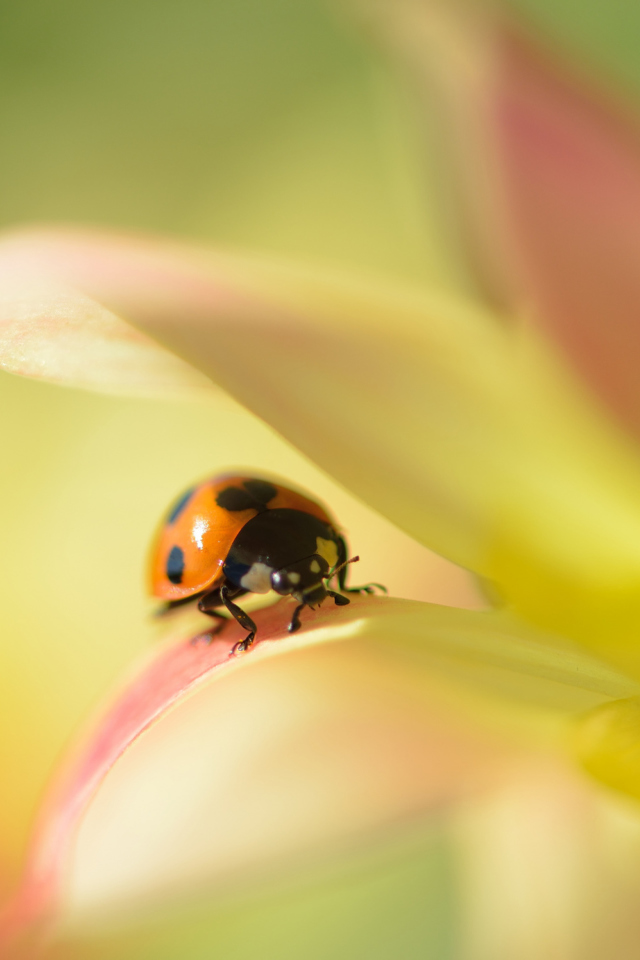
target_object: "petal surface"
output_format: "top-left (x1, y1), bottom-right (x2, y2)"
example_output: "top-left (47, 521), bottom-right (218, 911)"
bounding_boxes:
top-left (576, 696), bottom-right (640, 802)
top-left (369, 1), bottom-right (640, 439)
top-left (496, 31), bottom-right (640, 442)
top-left (0, 262), bottom-right (215, 398)
top-left (453, 757), bottom-right (640, 960)
top-left (6, 228), bottom-right (640, 669)
top-left (1, 595), bottom-right (632, 946)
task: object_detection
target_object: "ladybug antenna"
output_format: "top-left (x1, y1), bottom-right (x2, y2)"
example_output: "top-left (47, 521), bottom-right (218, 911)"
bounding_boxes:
top-left (325, 555), bottom-right (359, 583)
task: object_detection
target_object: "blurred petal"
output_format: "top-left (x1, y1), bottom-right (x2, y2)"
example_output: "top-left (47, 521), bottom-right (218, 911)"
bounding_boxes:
top-left (454, 758), bottom-right (640, 960)
top-left (368, 1), bottom-right (640, 439)
top-left (6, 229), bottom-right (640, 669)
top-left (355, 0), bottom-right (522, 309)
top-left (0, 225), bottom-right (509, 570)
top-left (495, 31), bottom-right (640, 443)
top-left (576, 696), bottom-right (640, 802)
top-left (0, 264), bottom-right (215, 398)
top-left (1, 595), bottom-right (633, 946)
top-left (2, 231), bottom-right (640, 578)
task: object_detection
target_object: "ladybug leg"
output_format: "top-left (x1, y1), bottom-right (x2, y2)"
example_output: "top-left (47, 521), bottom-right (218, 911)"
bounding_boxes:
top-left (326, 590), bottom-right (350, 607)
top-left (198, 589), bottom-right (227, 617)
top-left (345, 583), bottom-right (387, 595)
top-left (335, 537), bottom-right (387, 595)
top-left (186, 589), bottom-right (227, 645)
top-left (220, 584), bottom-right (257, 655)
top-left (288, 603), bottom-right (306, 634)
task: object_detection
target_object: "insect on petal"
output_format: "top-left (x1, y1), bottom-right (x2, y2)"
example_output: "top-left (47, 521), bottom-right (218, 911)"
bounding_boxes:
top-left (1, 595), bottom-right (631, 947)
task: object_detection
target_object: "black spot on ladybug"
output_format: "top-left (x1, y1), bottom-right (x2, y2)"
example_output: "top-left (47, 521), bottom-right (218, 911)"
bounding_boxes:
top-left (242, 479), bottom-right (278, 505)
top-left (166, 545), bottom-right (185, 584)
top-left (167, 487), bottom-right (196, 524)
top-left (216, 480), bottom-right (277, 513)
top-left (216, 487), bottom-right (256, 512)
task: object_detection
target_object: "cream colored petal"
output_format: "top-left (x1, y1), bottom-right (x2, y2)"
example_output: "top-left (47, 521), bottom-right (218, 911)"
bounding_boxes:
top-left (454, 757), bottom-right (640, 960)
top-left (1, 596), bottom-right (632, 944)
top-left (0, 258), bottom-right (215, 398)
top-left (5, 228), bottom-right (640, 670)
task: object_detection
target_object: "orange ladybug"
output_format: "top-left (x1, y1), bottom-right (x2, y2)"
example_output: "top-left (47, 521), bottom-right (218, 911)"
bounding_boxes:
top-left (150, 475), bottom-right (378, 654)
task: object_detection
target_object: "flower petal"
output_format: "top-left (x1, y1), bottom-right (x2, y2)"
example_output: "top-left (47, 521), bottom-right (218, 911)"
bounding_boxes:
top-left (369, 2), bottom-right (640, 438)
top-left (7, 228), bottom-right (640, 668)
top-left (0, 250), bottom-right (215, 398)
top-left (495, 31), bottom-right (640, 442)
top-left (453, 756), bottom-right (640, 959)
top-left (1, 596), bottom-right (631, 944)
top-left (576, 696), bottom-right (640, 802)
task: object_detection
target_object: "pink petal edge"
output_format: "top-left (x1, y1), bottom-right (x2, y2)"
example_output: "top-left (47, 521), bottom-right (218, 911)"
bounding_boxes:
top-left (0, 607), bottom-right (282, 947)
top-left (493, 30), bottom-right (640, 440)
top-left (374, 6), bottom-right (640, 437)
top-left (0, 600), bottom-right (298, 952)
top-left (0, 596), bottom-right (421, 952)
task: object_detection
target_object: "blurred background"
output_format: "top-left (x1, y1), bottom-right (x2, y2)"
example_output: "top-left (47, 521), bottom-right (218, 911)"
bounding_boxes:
top-left (1, 0), bottom-right (640, 956)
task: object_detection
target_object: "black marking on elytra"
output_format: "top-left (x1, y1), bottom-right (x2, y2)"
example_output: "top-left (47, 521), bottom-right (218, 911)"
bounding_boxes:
top-left (216, 479), bottom-right (278, 513)
top-left (167, 486), bottom-right (196, 524)
top-left (242, 479), bottom-right (278, 505)
top-left (166, 545), bottom-right (185, 584)
top-left (216, 486), bottom-right (257, 512)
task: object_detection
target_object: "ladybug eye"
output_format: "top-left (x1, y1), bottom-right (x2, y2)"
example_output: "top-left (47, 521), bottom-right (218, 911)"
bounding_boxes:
top-left (271, 568), bottom-right (300, 595)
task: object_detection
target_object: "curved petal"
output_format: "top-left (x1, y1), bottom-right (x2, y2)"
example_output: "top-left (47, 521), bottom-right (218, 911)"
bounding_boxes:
top-left (576, 696), bottom-right (640, 802)
top-left (0, 261), bottom-right (216, 398)
top-left (368, 1), bottom-right (640, 440)
top-left (1, 596), bottom-right (632, 945)
top-left (495, 33), bottom-right (640, 441)
top-left (4, 228), bottom-right (640, 670)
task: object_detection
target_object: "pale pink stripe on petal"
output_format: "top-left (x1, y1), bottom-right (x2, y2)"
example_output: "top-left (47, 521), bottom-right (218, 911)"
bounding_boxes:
top-left (368, 3), bottom-right (640, 435)
top-left (494, 31), bottom-right (640, 440)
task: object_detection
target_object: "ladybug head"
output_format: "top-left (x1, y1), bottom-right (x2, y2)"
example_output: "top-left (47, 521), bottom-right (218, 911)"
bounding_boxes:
top-left (270, 554), bottom-right (330, 606)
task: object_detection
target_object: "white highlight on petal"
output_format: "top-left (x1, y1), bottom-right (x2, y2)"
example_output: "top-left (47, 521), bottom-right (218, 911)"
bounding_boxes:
top-left (240, 562), bottom-right (273, 594)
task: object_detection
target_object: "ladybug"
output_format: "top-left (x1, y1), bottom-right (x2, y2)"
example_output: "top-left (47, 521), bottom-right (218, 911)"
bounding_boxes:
top-left (150, 475), bottom-right (381, 654)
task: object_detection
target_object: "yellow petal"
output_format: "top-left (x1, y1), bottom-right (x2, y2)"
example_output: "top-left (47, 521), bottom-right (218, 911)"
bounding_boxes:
top-left (576, 697), bottom-right (640, 801)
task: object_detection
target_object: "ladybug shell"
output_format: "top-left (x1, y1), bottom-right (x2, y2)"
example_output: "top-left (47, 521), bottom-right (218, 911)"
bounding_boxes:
top-left (150, 475), bottom-right (337, 602)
